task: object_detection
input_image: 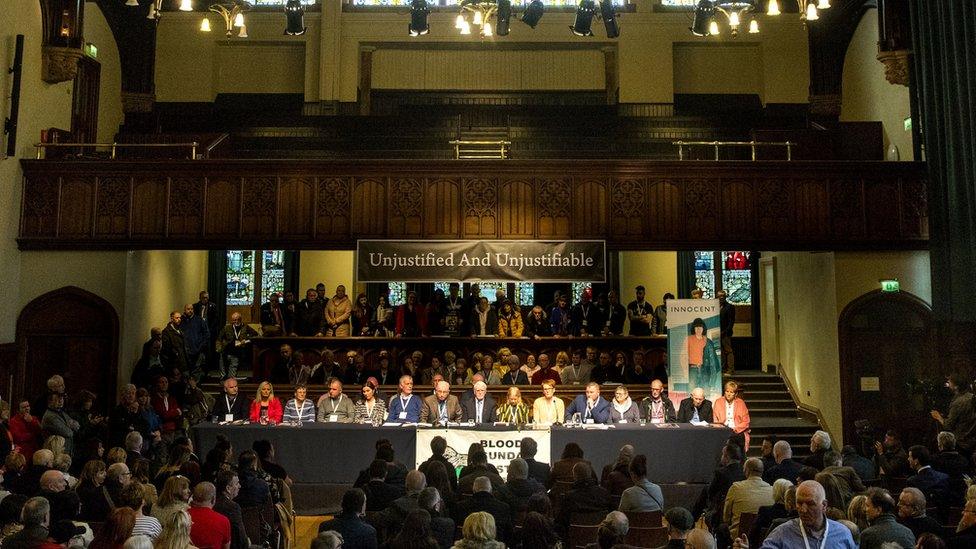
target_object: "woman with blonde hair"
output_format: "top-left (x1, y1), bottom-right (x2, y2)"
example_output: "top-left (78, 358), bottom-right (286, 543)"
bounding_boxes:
top-left (847, 494), bottom-right (870, 531)
top-left (154, 508), bottom-right (198, 549)
top-left (106, 446), bottom-right (128, 465)
top-left (532, 380), bottom-right (565, 426)
top-left (43, 435), bottom-right (66, 458)
top-left (452, 511), bottom-right (505, 549)
top-left (249, 381), bottom-right (283, 424)
top-left (151, 475), bottom-right (191, 526)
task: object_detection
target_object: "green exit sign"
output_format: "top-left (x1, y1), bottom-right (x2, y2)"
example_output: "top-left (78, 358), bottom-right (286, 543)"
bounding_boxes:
top-left (904, 117), bottom-right (912, 132)
top-left (84, 42), bottom-right (97, 59)
top-left (880, 279), bottom-right (900, 292)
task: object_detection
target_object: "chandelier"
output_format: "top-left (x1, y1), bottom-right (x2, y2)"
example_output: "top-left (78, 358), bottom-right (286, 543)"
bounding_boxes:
top-left (691, 0), bottom-right (831, 38)
top-left (127, 0), bottom-right (306, 37)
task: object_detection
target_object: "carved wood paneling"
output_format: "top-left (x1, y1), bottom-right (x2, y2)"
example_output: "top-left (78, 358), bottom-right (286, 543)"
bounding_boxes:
top-left (131, 175), bottom-right (167, 237)
top-left (317, 177), bottom-right (353, 239)
top-left (17, 160), bottom-right (929, 250)
top-left (60, 176), bottom-right (95, 237)
top-left (423, 178), bottom-right (460, 239)
top-left (205, 177), bottom-right (241, 237)
top-left (242, 177), bottom-right (277, 236)
top-left (168, 176), bottom-right (205, 237)
top-left (536, 178), bottom-right (571, 239)
top-left (278, 176), bottom-right (315, 238)
top-left (95, 176), bottom-right (131, 237)
top-left (389, 178), bottom-right (425, 237)
top-left (573, 177), bottom-right (607, 238)
top-left (499, 178), bottom-right (534, 239)
top-left (462, 178), bottom-right (497, 238)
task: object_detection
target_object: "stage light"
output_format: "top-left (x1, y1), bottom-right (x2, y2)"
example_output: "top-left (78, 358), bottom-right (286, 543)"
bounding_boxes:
top-left (691, 0), bottom-right (715, 37)
top-left (284, 0), bottom-right (306, 35)
top-left (521, 0), bottom-right (544, 28)
top-left (600, 0), bottom-right (618, 38)
top-left (409, 0), bottom-right (430, 36)
top-left (496, 0), bottom-right (512, 36)
top-left (571, 0), bottom-right (596, 37)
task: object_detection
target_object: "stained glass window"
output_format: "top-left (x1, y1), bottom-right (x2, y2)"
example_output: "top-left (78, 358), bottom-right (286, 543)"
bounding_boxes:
top-left (388, 282), bottom-right (407, 306)
top-left (694, 271), bottom-right (715, 299)
top-left (571, 282), bottom-right (592, 304)
top-left (251, 0), bottom-right (316, 5)
top-left (227, 251), bottom-right (256, 306)
top-left (660, 0), bottom-right (697, 6)
top-left (515, 282), bottom-right (534, 307)
top-left (693, 250), bottom-right (752, 304)
top-left (260, 251), bottom-right (286, 303)
top-left (479, 282), bottom-right (507, 303)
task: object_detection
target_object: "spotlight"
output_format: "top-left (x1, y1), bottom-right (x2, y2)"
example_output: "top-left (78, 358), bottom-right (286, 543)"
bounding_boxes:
top-left (690, 0), bottom-right (715, 37)
top-left (521, 0), bottom-right (544, 28)
top-left (284, 0), bottom-right (306, 35)
top-left (496, 0), bottom-right (512, 36)
top-left (179, 0), bottom-right (193, 11)
top-left (599, 0), bottom-right (618, 38)
top-left (571, 0), bottom-right (596, 37)
top-left (409, 0), bottom-right (430, 36)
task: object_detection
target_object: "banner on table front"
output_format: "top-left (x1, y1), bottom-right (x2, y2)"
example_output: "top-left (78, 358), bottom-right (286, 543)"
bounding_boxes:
top-left (415, 429), bottom-right (551, 478)
top-left (357, 240), bottom-right (606, 282)
top-left (666, 299), bottom-right (722, 406)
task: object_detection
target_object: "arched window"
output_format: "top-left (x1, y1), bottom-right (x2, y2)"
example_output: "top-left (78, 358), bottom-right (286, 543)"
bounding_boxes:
top-left (692, 250), bottom-right (753, 304)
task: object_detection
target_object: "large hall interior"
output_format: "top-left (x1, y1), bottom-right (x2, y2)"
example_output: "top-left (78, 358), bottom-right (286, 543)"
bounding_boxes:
top-left (1, 0), bottom-right (974, 548)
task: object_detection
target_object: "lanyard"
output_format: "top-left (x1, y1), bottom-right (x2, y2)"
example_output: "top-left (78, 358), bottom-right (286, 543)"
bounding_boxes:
top-left (296, 400), bottom-right (309, 416)
top-left (225, 395), bottom-right (235, 411)
top-left (400, 395), bottom-right (411, 410)
top-left (799, 519), bottom-right (829, 549)
top-left (365, 400), bottom-right (374, 416)
top-left (331, 394), bottom-right (343, 413)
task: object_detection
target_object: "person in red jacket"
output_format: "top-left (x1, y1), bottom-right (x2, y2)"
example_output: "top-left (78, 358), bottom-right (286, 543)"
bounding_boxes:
top-left (395, 291), bottom-right (427, 337)
top-left (9, 399), bottom-right (43, 458)
top-left (249, 382), bottom-right (283, 424)
top-left (150, 375), bottom-right (182, 442)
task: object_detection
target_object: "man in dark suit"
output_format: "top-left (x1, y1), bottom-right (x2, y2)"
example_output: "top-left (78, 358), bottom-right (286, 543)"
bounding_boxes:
top-left (907, 445), bottom-right (950, 505)
top-left (460, 381), bottom-right (497, 425)
top-left (420, 381), bottom-right (463, 424)
top-left (763, 441), bottom-right (805, 485)
top-left (259, 292), bottom-right (286, 337)
top-left (214, 470), bottom-right (249, 549)
top-left (160, 311), bottom-right (188, 373)
top-left (694, 443), bottom-right (745, 522)
top-left (520, 436), bottom-right (550, 487)
top-left (362, 460), bottom-right (404, 512)
top-left (295, 288), bottom-right (324, 336)
top-left (677, 387), bottom-right (714, 423)
top-left (318, 489), bottom-right (377, 549)
top-left (564, 382), bottom-right (612, 424)
top-left (210, 378), bottom-right (249, 421)
top-left (194, 291), bottom-right (221, 375)
top-left (455, 476), bottom-right (514, 544)
top-left (458, 451), bottom-right (509, 497)
top-left (418, 435), bottom-right (458, 493)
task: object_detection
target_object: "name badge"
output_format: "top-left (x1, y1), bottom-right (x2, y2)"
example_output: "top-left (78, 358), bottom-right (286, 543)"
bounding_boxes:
top-left (652, 418), bottom-right (663, 424)
top-left (585, 418), bottom-right (594, 424)
top-left (582, 320), bottom-right (588, 327)
top-left (618, 419), bottom-right (627, 424)
top-left (329, 414), bottom-right (338, 422)
top-left (399, 412), bottom-right (408, 420)
top-left (224, 414), bottom-right (234, 423)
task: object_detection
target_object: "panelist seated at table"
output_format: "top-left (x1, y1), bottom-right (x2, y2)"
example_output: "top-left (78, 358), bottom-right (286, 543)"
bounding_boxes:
top-left (386, 375), bottom-right (423, 423)
top-left (564, 382), bottom-right (612, 424)
top-left (211, 378), bottom-right (250, 422)
top-left (639, 379), bottom-right (678, 424)
top-left (460, 381), bottom-right (497, 425)
top-left (250, 381), bottom-right (284, 424)
top-left (713, 380), bottom-right (751, 450)
top-left (677, 387), bottom-right (714, 423)
top-left (532, 380), bottom-right (565, 425)
top-left (608, 386), bottom-right (641, 424)
top-left (317, 378), bottom-right (356, 423)
top-left (354, 381), bottom-right (387, 424)
top-left (420, 381), bottom-right (464, 424)
top-left (496, 387), bottom-right (531, 424)
top-left (282, 384), bottom-right (316, 424)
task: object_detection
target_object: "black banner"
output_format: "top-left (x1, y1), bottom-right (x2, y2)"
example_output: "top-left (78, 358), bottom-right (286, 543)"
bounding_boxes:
top-left (357, 240), bottom-right (606, 282)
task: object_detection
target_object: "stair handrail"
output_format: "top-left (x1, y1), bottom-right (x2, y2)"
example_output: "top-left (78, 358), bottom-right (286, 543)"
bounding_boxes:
top-left (773, 364), bottom-right (830, 438)
top-left (204, 133), bottom-right (230, 159)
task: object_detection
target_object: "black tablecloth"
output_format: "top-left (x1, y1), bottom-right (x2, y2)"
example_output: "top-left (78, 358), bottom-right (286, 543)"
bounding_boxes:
top-left (192, 423), bottom-right (731, 484)
top-left (551, 424), bottom-right (731, 483)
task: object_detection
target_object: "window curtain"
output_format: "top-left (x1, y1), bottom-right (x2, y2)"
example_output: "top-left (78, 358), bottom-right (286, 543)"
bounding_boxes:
top-left (910, 1), bottom-right (976, 322)
top-left (206, 250), bottom-right (228, 329)
top-left (677, 251), bottom-right (695, 298)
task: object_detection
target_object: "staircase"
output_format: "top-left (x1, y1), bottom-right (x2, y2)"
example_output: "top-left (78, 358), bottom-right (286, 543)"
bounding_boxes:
top-left (731, 370), bottom-right (821, 461)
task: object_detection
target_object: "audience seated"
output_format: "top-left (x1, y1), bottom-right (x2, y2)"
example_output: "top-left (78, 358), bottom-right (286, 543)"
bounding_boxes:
top-left (90, 506), bottom-right (136, 549)
top-left (234, 451), bottom-right (270, 508)
top-left (383, 508), bottom-right (440, 549)
top-left (932, 431), bottom-right (970, 506)
top-left (519, 437), bottom-right (550, 487)
top-left (555, 462), bottom-right (611, 538)
top-left (452, 511), bottom-right (505, 549)
top-left (897, 487), bottom-right (943, 540)
top-left (762, 440), bottom-right (804, 485)
top-left (319, 488), bottom-right (378, 549)
top-left (418, 436), bottom-right (459, 494)
top-left (757, 480), bottom-right (856, 548)
top-left (422, 461), bottom-right (458, 520)
top-left (418, 487), bottom-right (454, 549)
top-left (860, 487), bottom-right (916, 549)
top-left (504, 458), bottom-right (544, 512)
top-left (151, 475), bottom-right (190, 529)
top-left (723, 457), bottom-right (773, 540)
top-left (458, 451), bottom-right (508, 497)
top-left (656, 507), bottom-right (695, 549)
top-left (821, 450), bottom-right (866, 502)
top-left (356, 441), bottom-right (408, 490)
top-left (454, 477), bottom-right (514, 545)
top-left (804, 430), bottom-right (832, 470)
top-left (383, 470), bottom-right (427, 529)
top-left (3, 496), bottom-right (51, 549)
top-left (619, 455), bottom-right (663, 513)
top-left (875, 430), bottom-right (912, 478)
top-left (549, 442), bottom-right (592, 488)
top-left (949, 498), bottom-right (976, 548)
top-left (907, 445), bottom-right (951, 507)
top-left (37, 469), bottom-right (80, 525)
top-left (584, 510), bottom-right (633, 549)
top-left (187, 482), bottom-right (231, 549)
top-left (363, 459), bottom-right (406, 512)
top-left (695, 443), bottom-right (744, 526)
top-left (213, 470), bottom-right (248, 549)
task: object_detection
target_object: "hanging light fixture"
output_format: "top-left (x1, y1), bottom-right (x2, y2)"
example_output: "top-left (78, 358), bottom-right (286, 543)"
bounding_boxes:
top-left (125, 0), bottom-right (140, 6)
top-left (201, 1), bottom-right (251, 38)
top-left (200, 17), bottom-right (211, 31)
top-left (409, 0), bottom-right (430, 36)
top-left (284, 0), bottom-right (306, 35)
top-left (179, 0), bottom-right (194, 11)
top-left (570, 0), bottom-right (597, 37)
top-left (691, 0), bottom-right (828, 38)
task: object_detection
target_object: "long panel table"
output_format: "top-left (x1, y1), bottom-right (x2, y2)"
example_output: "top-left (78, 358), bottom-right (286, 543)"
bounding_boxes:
top-left (192, 423), bottom-right (731, 485)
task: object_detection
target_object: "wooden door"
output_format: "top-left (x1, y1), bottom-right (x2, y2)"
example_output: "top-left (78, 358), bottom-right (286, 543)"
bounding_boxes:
top-left (839, 290), bottom-right (936, 448)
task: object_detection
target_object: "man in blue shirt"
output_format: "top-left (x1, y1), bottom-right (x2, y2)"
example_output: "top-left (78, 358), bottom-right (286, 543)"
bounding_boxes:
top-left (564, 382), bottom-right (612, 424)
top-left (734, 480), bottom-right (856, 548)
top-left (386, 375), bottom-right (422, 423)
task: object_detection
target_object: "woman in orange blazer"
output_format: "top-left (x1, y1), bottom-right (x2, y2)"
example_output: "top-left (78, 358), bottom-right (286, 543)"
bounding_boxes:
top-left (713, 380), bottom-right (751, 450)
top-left (249, 381), bottom-right (284, 424)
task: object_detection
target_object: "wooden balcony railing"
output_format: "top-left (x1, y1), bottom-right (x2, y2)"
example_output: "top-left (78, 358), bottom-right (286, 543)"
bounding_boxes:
top-left (18, 158), bottom-right (928, 251)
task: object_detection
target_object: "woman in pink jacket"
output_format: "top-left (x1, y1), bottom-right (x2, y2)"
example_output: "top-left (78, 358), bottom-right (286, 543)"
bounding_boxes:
top-left (713, 380), bottom-right (751, 450)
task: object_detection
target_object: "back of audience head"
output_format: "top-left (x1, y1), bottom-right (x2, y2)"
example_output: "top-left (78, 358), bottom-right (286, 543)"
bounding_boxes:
top-left (562, 442), bottom-right (584, 460)
top-left (122, 535), bottom-right (153, 549)
top-left (430, 436), bottom-right (447, 457)
top-left (341, 488), bottom-right (366, 516)
top-left (96, 507), bottom-right (137, 547)
top-left (864, 487), bottom-right (897, 518)
top-left (311, 531), bottom-right (344, 549)
top-left (472, 476), bottom-right (492, 494)
top-left (685, 528), bottom-right (717, 549)
top-left (418, 487), bottom-right (441, 514)
top-left (396, 509), bottom-right (433, 542)
top-left (847, 494), bottom-right (870, 530)
top-left (191, 481), bottom-right (216, 507)
top-left (664, 507), bottom-right (694, 538)
top-left (596, 511), bottom-right (629, 548)
top-left (508, 458), bottom-right (528, 481)
top-left (743, 457), bottom-right (764, 477)
top-left (916, 532), bottom-right (947, 549)
top-left (461, 511), bottom-right (497, 542)
top-left (772, 478), bottom-right (792, 504)
top-left (937, 431), bottom-right (956, 451)
top-left (527, 492), bottom-right (552, 517)
top-left (215, 469), bottom-right (239, 499)
top-left (520, 437), bottom-right (538, 459)
top-left (572, 461), bottom-right (592, 483)
top-left (33, 448), bottom-right (54, 468)
top-left (0, 494), bottom-right (27, 527)
top-left (723, 443), bottom-right (743, 463)
top-left (405, 469), bottom-right (427, 494)
top-left (629, 454), bottom-right (648, 481)
top-left (797, 466), bottom-right (819, 483)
